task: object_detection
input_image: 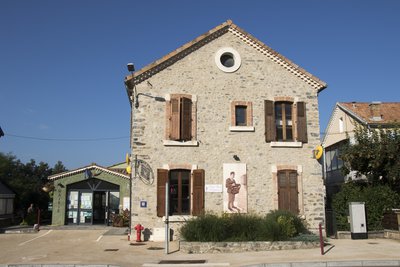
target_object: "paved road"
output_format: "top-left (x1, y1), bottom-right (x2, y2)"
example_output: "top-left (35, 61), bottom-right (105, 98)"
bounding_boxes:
top-left (0, 227), bottom-right (399, 267)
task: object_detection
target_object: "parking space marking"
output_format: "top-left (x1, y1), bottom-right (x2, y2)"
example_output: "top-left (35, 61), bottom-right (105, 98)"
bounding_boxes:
top-left (96, 235), bottom-right (103, 242)
top-left (18, 230), bottom-right (53, 246)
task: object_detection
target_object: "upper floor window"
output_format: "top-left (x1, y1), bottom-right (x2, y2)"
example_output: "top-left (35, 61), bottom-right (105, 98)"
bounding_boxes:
top-left (164, 94), bottom-right (198, 146)
top-left (264, 100), bottom-right (308, 143)
top-left (235, 106), bottom-right (247, 126)
top-left (325, 143), bottom-right (344, 173)
top-left (339, 117), bottom-right (344, 133)
top-left (230, 101), bottom-right (254, 132)
top-left (275, 101), bottom-right (293, 141)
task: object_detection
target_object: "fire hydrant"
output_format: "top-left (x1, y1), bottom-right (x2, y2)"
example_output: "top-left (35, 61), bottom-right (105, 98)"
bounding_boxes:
top-left (134, 224), bottom-right (144, 242)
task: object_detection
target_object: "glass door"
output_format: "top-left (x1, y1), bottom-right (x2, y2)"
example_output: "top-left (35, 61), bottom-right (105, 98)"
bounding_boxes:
top-left (79, 192), bottom-right (93, 224)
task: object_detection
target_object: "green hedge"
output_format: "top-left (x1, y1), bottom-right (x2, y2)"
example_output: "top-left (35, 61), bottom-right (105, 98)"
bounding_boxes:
top-left (332, 182), bottom-right (399, 231)
top-left (180, 210), bottom-right (308, 242)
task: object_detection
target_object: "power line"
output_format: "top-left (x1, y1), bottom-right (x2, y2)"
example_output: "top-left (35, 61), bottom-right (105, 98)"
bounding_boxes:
top-left (5, 133), bottom-right (129, 142)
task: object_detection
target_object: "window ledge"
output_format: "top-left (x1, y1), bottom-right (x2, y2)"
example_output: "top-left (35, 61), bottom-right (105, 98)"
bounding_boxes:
top-left (163, 215), bottom-right (193, 222)
top-left (163, 140), bottom-right (199, 147)
top-left (270, 141), bottom-right (302, 148)
top-left (229, 126), bottom-right (255, 132)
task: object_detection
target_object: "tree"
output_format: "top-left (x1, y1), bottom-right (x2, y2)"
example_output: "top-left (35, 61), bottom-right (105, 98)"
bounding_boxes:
top-left (0, 152), bottom-right (68, 221)
top-left (340, 124), bottom-right (400, 192)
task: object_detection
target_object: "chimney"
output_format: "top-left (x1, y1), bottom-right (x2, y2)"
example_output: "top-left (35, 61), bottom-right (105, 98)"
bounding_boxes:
top-left (369, 101), bottom-right (382, 121)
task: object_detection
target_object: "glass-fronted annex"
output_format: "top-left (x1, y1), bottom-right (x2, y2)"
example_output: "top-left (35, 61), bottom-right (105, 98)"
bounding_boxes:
top-left (48, 164), bottom-right (130, 226)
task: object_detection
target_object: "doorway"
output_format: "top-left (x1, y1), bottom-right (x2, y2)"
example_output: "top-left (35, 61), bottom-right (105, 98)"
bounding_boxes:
top-left (93, 191), bottom-right (106, 224)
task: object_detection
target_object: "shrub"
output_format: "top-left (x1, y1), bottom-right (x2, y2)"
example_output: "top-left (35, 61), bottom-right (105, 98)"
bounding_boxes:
top-left (180, 210), bottom-right (307, 242)
top-left (332, 181), bottom-right (399, 231)
top-left (262, 210), bottom-right (307, 241)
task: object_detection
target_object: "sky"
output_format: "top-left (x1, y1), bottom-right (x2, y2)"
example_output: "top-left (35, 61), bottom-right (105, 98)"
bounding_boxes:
top-left (1, 0), bottom-right (399, 170)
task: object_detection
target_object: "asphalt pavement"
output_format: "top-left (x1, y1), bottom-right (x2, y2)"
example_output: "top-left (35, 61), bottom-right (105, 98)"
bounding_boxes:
top-left (0, 226), bottom-right (399, 267)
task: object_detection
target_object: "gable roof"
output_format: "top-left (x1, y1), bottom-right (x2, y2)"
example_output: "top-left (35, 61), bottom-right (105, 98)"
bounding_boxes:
top-left (338, 102), bottom-right (400, 126)
top-left (0, 180), bottom-right (15, 197)
top-left (125, 20), bottom-right (327, 93)
top-left (48, 163), bottom-right (130, 181)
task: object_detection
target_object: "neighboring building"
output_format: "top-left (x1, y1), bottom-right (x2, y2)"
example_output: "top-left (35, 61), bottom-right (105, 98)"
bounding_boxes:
top-left (124, 20), bottom-right (327, 240)
top-left (322, 101), bottom-right (400, 207)
top-left (48, 163), bottom-right (130, 226)
top-left (0, 180), bottom-right (15, 227)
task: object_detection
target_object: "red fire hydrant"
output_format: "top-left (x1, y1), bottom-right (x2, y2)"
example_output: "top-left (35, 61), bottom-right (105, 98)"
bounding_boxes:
top-left (134, 223), bottom-right (144, 242)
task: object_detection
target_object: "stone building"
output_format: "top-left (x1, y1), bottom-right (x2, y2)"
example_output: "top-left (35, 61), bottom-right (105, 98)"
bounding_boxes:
top-left (124, 20), bottom-right (327, 240)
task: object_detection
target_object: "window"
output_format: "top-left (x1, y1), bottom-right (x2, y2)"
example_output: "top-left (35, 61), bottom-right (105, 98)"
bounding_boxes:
top-left (165, 94), bottom-right (197, 146)
top-left (339, 117), bottom-right (344, 133)
top-left (230, 101), bottom-right (254, 131)
top-left (325, 143), bottom-right (344, 174)
top-left (170, 170), bottom-right (191, 215)
top-left (235, 106), bottom-right (247, 126)
top-left (275, 102), bottom-right (293, 141)
top-left (264, 100), bottom-right (307, 143)
top-left (157, 168), bottom-right (204, 217)
top-left (215, 47), bottom-right (241, 73)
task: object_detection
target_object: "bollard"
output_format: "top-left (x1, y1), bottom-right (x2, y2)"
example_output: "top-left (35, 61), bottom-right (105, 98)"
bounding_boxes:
top-left (319, 222), bottom-right (324, 255)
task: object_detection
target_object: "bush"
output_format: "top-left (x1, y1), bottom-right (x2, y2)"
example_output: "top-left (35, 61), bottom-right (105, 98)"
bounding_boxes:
top-left (180, 210), bottom-right (307, 242)
top-left (332, 181), bottom-right (399, 231)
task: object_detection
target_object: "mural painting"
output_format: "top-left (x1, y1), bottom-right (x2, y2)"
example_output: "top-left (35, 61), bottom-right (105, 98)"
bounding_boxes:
top-left (223, 163), bottom-right (247, 213)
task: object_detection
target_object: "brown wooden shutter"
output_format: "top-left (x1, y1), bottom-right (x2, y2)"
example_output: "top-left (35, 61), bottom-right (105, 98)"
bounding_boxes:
top-left (181, 97), bottom-right (192, 141)
top-left (170, 98), bottom-right (180, 140)
top-left (296, 102), bottom-right (308, 143)
top-left (157, 169), bottom-right (169, 217)
top-left (192, 169), bottom-right (205, 216)
top-left (264, 100), bottom-right (276, 142)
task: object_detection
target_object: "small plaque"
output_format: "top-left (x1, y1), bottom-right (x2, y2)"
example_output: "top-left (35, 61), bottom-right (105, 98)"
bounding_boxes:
top-left (205, 184), bottom-right (223, 193)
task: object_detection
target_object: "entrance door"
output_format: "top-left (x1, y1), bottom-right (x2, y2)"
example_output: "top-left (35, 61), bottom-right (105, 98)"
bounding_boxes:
top-left (278, 170), bottom-right (299, 214)
top-left (93, 191), bottom-right (106, 224)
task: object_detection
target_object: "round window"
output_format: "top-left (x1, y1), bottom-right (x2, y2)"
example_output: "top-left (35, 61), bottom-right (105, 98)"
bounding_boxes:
top-left (215, 47), bottom-right (241, 73)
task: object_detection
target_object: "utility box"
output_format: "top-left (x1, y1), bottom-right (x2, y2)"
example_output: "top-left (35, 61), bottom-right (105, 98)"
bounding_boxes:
top-left (349, 202), bottom-right (368, 239)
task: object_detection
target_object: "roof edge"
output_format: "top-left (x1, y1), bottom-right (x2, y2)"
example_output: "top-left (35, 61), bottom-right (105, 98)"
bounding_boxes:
top-left (48, 163), bottom-right (130, 181)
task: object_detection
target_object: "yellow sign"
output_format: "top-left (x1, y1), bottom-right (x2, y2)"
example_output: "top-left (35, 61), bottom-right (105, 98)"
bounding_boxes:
top-left (125, 153), bottom-right (131, 174)
top-left (314, 145), bottom-right (323, 160)
top-left (126, 165), bottom-right (132, 174)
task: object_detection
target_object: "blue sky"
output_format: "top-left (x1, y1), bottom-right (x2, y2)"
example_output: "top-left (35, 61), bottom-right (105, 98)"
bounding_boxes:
top-left (1, 0), bottom-right (399, 169)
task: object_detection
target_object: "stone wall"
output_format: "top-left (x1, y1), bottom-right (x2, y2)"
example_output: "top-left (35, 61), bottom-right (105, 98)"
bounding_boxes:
top-left (180, 241), bottom-right (319, 254)
top-left (130, 31), bottom-right (325, 237)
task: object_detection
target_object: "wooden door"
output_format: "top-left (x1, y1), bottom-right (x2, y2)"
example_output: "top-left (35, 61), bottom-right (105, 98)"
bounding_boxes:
top-left (278, 170), bottom-right (299, 214)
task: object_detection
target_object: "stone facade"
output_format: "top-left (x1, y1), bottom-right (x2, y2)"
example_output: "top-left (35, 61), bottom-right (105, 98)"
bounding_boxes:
top-left (126, 21), bottom-right (327, 240)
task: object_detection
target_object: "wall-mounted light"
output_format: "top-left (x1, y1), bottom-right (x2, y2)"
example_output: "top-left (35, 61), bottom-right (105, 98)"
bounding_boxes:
top-left (127, 63), bottom-right (135, 72)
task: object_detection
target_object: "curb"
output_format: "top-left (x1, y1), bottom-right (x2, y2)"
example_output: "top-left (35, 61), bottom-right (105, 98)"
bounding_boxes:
top-left (243, 260), bottom-right (400, 267)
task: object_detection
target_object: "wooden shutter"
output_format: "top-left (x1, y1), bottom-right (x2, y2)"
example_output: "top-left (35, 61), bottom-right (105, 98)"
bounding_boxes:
top-left (169, 98), bottom-right (180, 140)
top-left (181, 97), bottom-right (192, 141)
top-left (264, 100), bottom-right (276, 142)
top-left (157, 169), bottom-right (169, 217)
top-left (192, 169), bottom-right (205, 216)
top-left (278, 170), bottom-right (299, 214)
top-left (296, 102), bottom-right (308, 143)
